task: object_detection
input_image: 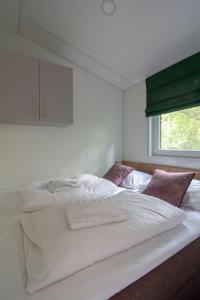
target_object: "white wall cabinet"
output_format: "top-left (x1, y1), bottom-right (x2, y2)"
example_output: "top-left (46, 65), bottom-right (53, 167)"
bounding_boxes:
top-left (0, 50), bottom-right (73, 126)
top-left (0, 51), bottom-right (39, 123)
top-left (39, 60), bottom-right (73, 125)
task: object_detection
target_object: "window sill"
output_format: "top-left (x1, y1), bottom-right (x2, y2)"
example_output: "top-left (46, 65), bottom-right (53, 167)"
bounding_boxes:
top-left (150, 150), bottom-right (200, 160)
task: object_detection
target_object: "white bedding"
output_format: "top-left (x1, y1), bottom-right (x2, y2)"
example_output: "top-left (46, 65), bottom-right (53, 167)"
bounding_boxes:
top-left (20, 191), bottom-right (185, 293)
top-left (0, 190), bottom-right (200, 300)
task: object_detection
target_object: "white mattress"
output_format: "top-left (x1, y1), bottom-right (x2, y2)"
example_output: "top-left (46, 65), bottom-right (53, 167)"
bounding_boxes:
top-left (1, 190), bottom-right (200, 300)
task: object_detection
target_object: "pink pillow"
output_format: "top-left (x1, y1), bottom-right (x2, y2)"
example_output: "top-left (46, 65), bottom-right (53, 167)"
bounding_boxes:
top-left (103, 162), bottom-right (134, 186)
top-left (142, 169), bottom-right (196, 207)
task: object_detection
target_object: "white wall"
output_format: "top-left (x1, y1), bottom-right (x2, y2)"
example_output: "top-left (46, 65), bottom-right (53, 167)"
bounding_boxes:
top-left (124, 81), bottom-right (200, 169)
top-left (86, 73), bottom-right (123, 175)
top-left (0, 29), bottom-right (123, 190)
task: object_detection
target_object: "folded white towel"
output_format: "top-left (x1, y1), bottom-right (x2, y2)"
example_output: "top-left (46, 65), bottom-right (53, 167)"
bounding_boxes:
top-left (66, 199), bottom-right (128, 230)
top-left (47, 179), bottom-right (81, 193)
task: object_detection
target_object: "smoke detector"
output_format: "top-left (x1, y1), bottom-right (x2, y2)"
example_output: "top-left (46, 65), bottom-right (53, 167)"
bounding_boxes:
top-left (101, 0), bottom-right (117, 16)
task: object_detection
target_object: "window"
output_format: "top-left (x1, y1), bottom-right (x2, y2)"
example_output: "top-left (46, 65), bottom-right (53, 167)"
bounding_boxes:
top-left (146, 51), bottom-right (200, 158)
top-left (150, 106), bottom-right (200, 158)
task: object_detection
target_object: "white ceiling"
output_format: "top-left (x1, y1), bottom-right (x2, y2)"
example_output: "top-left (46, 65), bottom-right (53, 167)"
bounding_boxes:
top-left (2, 0), bottom-right (200, 89)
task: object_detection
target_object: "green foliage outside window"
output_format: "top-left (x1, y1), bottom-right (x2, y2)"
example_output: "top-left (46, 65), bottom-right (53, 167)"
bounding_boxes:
top-left (160, 107), bottom-right (200, 151)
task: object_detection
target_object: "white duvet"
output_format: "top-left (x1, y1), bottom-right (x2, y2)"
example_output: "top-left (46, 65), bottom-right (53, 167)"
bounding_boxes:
top-left (20, 190), bottom-right (186, 294)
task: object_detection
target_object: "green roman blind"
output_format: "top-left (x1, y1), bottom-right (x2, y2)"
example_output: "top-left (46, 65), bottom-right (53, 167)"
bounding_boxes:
top-left (145, 52), bottom-right (200, 117)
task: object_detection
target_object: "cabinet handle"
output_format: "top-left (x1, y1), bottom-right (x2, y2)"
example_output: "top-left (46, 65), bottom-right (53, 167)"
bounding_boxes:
top-left (40, 99), bottom-right (46, 119)
top-left (32, 99), bottom-right (37, 119)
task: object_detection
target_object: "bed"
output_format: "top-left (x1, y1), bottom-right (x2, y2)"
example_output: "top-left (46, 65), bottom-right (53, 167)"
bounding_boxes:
top-left (0, 161), bottom-right (200, 300)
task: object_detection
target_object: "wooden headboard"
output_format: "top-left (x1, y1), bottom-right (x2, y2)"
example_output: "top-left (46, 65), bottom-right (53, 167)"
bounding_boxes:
top-left (122, 160), bottom-right (200, 180)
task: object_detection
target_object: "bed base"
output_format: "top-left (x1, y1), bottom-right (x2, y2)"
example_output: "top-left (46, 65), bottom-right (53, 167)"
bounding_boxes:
top-left (110, 237), bottom-right (200, 300)
top-left (111, 159), bottom-right (200, 300)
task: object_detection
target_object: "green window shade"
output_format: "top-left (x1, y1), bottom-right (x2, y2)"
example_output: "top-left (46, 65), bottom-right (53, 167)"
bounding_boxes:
top-left (145, 52), bottom-right (200, 117)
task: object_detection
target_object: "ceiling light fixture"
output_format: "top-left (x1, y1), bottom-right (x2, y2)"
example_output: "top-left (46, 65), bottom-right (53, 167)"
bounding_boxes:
top-left (101, 0), bottom-right (117, 16)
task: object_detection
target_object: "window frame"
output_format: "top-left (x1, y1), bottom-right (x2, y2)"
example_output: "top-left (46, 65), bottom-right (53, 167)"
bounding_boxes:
top-left (149, 115), bottom-right (200, 159)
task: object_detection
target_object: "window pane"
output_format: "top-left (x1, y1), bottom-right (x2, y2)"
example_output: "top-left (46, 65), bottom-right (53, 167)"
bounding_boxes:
top-left (160, 107), bottom-right (200, 151)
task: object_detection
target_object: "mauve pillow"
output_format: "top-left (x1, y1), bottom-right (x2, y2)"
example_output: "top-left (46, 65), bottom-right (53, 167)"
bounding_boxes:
top-left (142, 169), bottom-right (196, 207)
top-left (103, 162), bottom-right (134, 186)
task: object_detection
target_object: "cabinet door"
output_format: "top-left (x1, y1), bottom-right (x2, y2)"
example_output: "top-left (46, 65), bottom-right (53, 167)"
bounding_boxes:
top-left (0, 50), bottom-right (39, 124)
top-left (39, 60), bottom-right (73, 125)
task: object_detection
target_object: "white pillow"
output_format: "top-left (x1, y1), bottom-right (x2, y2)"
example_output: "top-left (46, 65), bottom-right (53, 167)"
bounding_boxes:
top-left (71, 174), bottom-right (119, 197)
top-left (21, 175), bottom-right (120, 212)
top-left (121, 170), bottom-right (152, 191)
top-left (72, 174), bottom-right (99, 184)
top-left (85, 177), bottom-right (120, 198)
top-left (120, 170), bottom-right (134, 189)
top-left (182, 179), bottom-right (200, 211)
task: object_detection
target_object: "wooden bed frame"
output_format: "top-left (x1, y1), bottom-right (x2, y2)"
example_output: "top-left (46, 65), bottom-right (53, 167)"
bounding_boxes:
top-left (122, 160), bottom-right (200, 179)
top-left (110, 161), bottom-right (200, 300)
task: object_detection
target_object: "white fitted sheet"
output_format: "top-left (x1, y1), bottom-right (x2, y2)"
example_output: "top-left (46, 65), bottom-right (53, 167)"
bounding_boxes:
top-left (0, 190), bottom-right (200, 300)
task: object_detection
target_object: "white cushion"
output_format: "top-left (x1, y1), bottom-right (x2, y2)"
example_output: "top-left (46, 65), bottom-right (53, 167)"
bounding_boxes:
top-left (182, 179), bottom-right (200, 211)
top-left (121, 170), bottom-right (152, 190)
